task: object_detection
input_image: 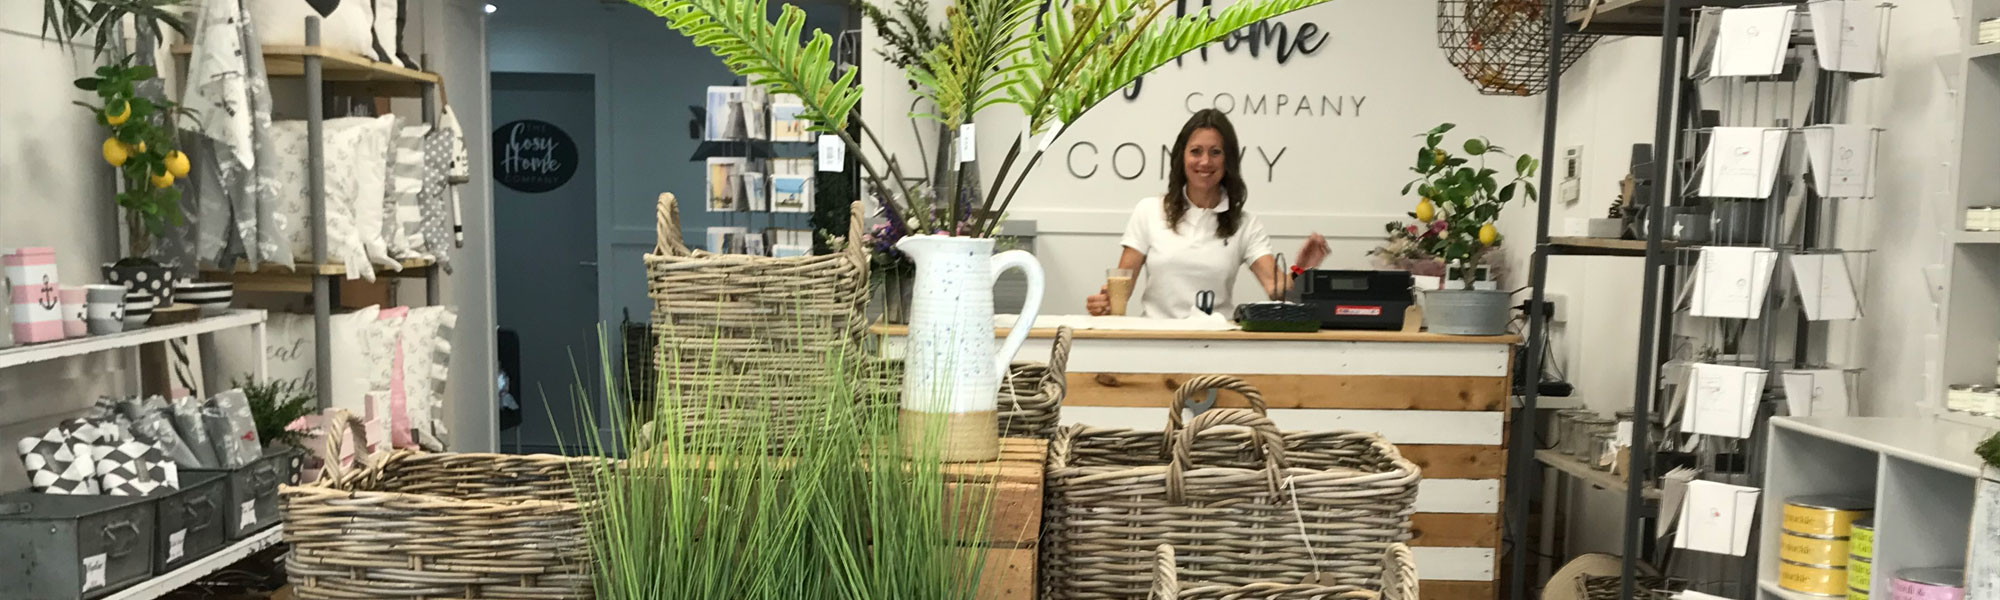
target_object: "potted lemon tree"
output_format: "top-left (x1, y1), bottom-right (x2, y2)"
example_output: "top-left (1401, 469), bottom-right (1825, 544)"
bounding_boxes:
top-left (81, 59), bottom-right (193, 305)
top-left (1400, 123), bottom-right (1536, 336)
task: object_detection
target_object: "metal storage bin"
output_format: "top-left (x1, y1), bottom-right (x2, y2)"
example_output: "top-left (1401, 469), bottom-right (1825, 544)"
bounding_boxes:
top-left (0, 492), bottom-right (158, 600)
top-left (186, 446), bottom-right (300, 540)
top-left (155, 472), bottom-right (229, 572)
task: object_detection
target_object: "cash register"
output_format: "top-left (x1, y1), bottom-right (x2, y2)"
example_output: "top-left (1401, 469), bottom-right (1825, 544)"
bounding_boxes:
top-left (1284, 269), bottom-right (1414, 330)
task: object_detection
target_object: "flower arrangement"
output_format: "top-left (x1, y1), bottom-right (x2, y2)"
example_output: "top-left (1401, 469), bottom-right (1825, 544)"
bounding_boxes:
top-left (1395, 122), bottom-right (1537, 289)
top-left (634, 0), bottom-right (1334, 240)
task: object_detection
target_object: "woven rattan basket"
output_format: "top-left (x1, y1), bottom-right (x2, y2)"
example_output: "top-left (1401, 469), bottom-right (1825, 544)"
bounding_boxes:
top-left (1149, 543), bottom-right (1419, 600)
top-left (280, 449), bottom-right (598, 599)
top-left (866, 325), bottom-right (1073, 439)
top-left (643, 192), bottom-right (870, 445)
top-left (1042, 375), bottom-right (1423, 600)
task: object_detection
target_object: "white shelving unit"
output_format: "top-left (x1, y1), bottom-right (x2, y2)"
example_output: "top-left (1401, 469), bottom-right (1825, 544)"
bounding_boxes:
top-left (1757, 417), bottom-right (1993, 600)
top-left (101, 526), bottom-right (284, 600)
top-left (1933, 0), bottom-right (2000, 414)
top-left (0, 310), bottom-right (267, 370)
top-left (2, 310), bottom-right (272, 597)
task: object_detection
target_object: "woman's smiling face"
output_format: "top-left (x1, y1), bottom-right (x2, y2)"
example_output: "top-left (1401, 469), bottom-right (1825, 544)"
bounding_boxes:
top-left (1183, 127), bottom-right (1225, 192)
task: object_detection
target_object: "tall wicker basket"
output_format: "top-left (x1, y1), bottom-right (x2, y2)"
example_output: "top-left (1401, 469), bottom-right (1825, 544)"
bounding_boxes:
top-left (642, 192), bottom-right (870, 445)
top-left (280, 450), bottom-right (598, 599)
top-left (1042, 376), bottom-right (1423, 600)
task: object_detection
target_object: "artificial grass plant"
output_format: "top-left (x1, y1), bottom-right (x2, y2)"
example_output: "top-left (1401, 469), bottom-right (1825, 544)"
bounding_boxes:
top-left (568, 330), bottom-right (997, 599)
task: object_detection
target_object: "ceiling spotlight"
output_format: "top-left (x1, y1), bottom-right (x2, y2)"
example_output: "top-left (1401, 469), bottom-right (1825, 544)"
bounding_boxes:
top-left (484, 4), bottom-right (497, 14)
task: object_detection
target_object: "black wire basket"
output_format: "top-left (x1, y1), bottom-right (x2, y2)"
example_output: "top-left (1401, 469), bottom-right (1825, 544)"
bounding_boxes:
top-left (1437, 0), bottom-right (1600, 96)
top-left (1233, 301), bottom-right (1320, 333)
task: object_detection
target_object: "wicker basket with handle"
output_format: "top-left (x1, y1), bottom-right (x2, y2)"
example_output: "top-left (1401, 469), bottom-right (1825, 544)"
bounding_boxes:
top-left (1042, 375), bottom-right (1423, 600)
top-left (1148, 543), bottom-right (1419, 600)
top-left (866, 325), bottom-right (1073, 439)
top-left (280, 420), bottom-right (599, 600)
top-left (643, 192), bottom-right (870, 446)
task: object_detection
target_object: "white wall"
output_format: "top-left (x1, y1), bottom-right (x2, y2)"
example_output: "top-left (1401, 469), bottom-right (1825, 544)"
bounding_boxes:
top-left (858, 0), bottom-right (1546, 314)
top-left (0, 4), bottom-right (152, 493)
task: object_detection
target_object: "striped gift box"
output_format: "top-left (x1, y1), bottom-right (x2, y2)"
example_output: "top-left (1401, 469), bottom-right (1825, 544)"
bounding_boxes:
top-left (4, 247), bottom-right (64, 343)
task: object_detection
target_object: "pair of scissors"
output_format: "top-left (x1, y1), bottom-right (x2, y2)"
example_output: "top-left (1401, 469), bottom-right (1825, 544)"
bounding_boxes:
top-left (1195, 290), bottom-right (1216, 315)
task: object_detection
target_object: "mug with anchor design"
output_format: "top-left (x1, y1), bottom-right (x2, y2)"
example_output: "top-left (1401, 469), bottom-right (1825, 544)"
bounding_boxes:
top-left (87, 284), bottom-right (127, 335)
top-left (4, 247), bottom-right (65, 343)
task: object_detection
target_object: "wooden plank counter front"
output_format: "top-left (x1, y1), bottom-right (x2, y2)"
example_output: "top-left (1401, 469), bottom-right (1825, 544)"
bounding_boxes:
top-left (873, 322), bottom-right (1517, 600)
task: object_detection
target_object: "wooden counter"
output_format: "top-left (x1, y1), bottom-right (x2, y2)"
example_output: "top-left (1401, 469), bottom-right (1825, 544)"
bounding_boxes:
top-left (873, 318), bottom-right (1516, 600)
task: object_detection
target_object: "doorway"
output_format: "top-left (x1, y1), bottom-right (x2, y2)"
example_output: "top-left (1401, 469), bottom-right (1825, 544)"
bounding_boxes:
top-left (491, 72), bottom-right (600, 455)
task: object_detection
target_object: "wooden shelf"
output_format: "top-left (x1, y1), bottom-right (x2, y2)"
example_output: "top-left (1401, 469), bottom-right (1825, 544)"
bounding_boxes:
top-left (205, 258), bottom-right (436, 276)
top-left (1566, 0), bottom-right (1764, 36)
top-left (1548, 236), bottom-right (1656, 257)
top-left (201, 259), bottom-right (436, 293)
top-left (1953, 230), bottom-right (2000, 244)
top-left (171, 45), bottom-right (440, 96)
top-left (1536, 449), bottom-right (1660, 499)
top-left (0, 310), bottom-right (267, 370)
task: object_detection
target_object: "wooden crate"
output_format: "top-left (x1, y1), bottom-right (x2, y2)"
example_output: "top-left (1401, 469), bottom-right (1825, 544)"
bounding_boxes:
top-left (944, 438), bottom-right (1045, 600)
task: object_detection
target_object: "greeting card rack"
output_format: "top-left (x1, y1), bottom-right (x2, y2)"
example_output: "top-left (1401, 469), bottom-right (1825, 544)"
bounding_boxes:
top-left (1511, 3), bottom-right (1891, 600)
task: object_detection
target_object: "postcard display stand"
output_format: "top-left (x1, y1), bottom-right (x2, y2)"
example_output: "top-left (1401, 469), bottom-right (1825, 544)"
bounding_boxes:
top-left (700, 85), bottom-right (816, 258)
top-left (1653, 4), bottom-right (1891, 598)
top-left (1505, 3), bottom-right (1893, 599)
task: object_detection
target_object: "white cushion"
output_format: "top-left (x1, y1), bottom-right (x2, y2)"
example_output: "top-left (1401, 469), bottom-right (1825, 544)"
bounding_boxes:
top-left (249, 0), bottom-right (375, 58)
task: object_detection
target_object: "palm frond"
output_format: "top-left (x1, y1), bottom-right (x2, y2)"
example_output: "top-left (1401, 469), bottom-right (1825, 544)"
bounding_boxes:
top-left (634, 0), bottom-right (865, 135)
top-left (41, 0), bottom-right (188, 57)
top-left (907, 0), bottom-right (1041, 127)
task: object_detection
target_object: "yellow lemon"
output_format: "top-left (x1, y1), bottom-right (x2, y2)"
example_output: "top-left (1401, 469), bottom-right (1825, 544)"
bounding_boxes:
top-left (133, 140), bottom-right (147, 153)
top-left (164, 151), bottom-right (191, 178)
top-left (1478, 223), bottom-right (1499, 245)
top-left (102, 137), bottom-right (129, 166)
top-left (104, 100), bottom-right (130, 126)
top-left (1415, 198), bottom-right (1436, 222)
top-left (150, 171), bottom-right (175, 189)
top-left (1433, 149), bottom-right (1447, 165)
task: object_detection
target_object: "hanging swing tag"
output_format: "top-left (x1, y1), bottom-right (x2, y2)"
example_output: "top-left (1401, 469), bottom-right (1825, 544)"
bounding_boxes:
top-left (818, 134), bottom-right (844, 172)
top-left (958, 123), bottom-right (977, 164)
top-left (1039, 120), bottom-right (1063, 153)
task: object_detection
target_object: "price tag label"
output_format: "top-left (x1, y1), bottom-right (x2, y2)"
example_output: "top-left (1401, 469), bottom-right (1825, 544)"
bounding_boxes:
top-left (817, 134), bottom-right (844, 172)
top-left (958, 124), bottom-right (978, 164)
top-left (168, 530), bottom-right (186, 562)
top-left (82, 554), bottom-right (107, 590)
top-left (240, 500), bottom-right (258, 531)
top-left (1038, 120), bottom-right (1063, 152)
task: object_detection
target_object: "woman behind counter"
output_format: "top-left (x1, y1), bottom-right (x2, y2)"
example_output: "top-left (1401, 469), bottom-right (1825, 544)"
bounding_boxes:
top-left (1086, 109), bottom-right (1330, 319)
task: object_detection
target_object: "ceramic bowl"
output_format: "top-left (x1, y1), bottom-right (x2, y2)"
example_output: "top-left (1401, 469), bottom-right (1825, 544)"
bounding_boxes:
top-left (173, 281), bottom-right (234, 317)
top-left (123, 293), bottom-right (155, 329)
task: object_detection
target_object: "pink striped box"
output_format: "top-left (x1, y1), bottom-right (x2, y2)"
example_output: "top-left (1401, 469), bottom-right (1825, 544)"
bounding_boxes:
top-left (4, 247), bottom-right (64, 343)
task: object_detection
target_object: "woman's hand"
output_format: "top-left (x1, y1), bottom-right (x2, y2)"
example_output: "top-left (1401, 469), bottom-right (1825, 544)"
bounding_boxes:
top-left (1296, 233), bottom-right (1330, 271)
top-left (1086, 285), bottom-right (1111, 316)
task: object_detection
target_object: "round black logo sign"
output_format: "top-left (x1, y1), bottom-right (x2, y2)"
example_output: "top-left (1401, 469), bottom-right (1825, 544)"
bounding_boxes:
top-left (492, 119), bottom-right (578, 193)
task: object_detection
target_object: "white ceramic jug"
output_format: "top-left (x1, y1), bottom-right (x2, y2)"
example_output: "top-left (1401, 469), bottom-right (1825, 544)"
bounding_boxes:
top-left (895, 234), bottom-right (1045, 462)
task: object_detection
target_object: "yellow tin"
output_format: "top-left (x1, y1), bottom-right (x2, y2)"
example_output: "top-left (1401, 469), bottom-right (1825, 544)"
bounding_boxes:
top-left (1781, 559), bottom-right (1850, 597)
top-left (1783, 496), bottom-right (1873, 537)
top-left (1849, 557), bottom-right (1873, 591)
top-left (1850, 518), bottom-right (1875, 561)
top-left (1782, 531), bottom-right (1852, 566)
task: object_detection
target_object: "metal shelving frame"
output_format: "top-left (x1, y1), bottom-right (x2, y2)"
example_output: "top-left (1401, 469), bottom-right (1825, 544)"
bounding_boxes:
top-left (1511, 3), bottom-right (1874, 599)
top-left (187, 17), bottom-right (446, 408)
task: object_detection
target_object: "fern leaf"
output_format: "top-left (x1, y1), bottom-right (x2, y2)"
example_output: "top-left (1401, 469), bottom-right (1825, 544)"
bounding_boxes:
top-left (634, 0), bottom-right (864, 134)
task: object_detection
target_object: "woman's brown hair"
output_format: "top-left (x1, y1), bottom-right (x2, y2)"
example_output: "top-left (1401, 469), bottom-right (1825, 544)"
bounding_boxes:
top-left (1163, 108), bottom-right (1248, 238)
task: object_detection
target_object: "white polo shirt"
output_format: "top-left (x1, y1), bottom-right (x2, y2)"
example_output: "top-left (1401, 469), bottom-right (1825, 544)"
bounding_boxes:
top-left (1118, 195), bottom-right (1275, 319)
